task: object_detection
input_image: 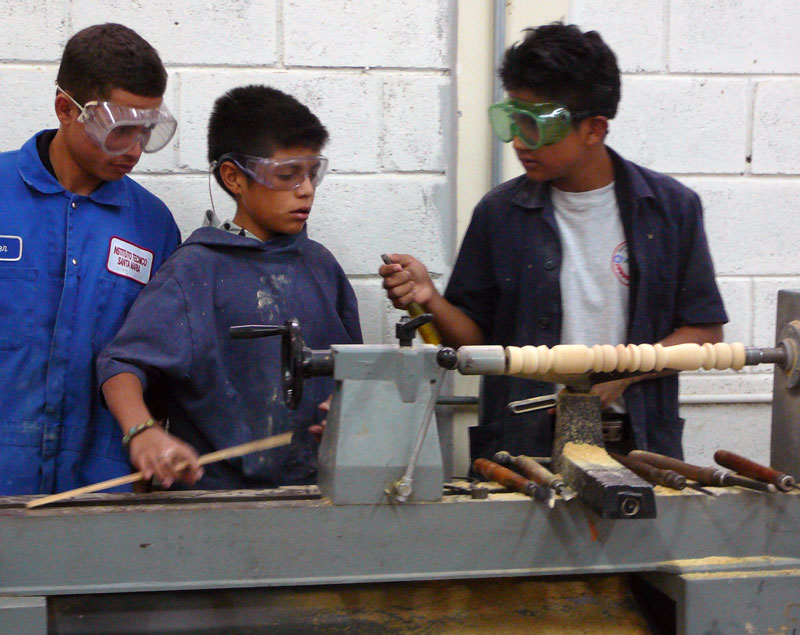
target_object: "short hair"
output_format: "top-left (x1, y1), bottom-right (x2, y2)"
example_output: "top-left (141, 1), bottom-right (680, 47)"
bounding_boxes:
top-left (500, 23), bottom-right (621, 119)
top-left (207, 85), bottom-right (329, 196)
top-left (56, 23), bottom-right (167, 104)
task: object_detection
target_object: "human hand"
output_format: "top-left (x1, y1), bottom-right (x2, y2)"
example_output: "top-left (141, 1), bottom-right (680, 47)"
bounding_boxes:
top-left (379, 253), bottom-right (437, 309)
top-left (128, 426), bottom-right (204, 488)
top-left (309, 396), bottom-right (331, 443)
top-left (590, 378), bottom-right (634, 410)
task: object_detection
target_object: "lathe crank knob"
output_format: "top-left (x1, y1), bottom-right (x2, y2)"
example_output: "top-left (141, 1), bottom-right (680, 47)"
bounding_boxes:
top-left (229, 318), bottom-right (307, 410)
top-left (395, 314), bottom-right (436, 347)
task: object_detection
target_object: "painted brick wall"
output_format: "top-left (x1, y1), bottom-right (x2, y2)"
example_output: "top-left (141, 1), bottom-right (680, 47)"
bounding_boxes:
top-left (571, 0), bottom-right (800, 463)
top-left (3, 1), bottom-right (795, 465)
top-left (0, 0), bottom-right (454, 346)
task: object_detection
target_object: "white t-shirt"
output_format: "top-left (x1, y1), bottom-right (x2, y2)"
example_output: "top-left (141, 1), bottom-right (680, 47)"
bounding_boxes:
top-left (552, 181), bottom-right (630, 410)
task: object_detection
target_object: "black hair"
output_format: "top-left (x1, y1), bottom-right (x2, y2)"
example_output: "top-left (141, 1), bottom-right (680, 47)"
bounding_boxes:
top-left (207, 85), bottom-right (329, 197)
top-left (500, 23), bottom-right (620, 119)
top-left (56, 23), bottom-right (167, 104)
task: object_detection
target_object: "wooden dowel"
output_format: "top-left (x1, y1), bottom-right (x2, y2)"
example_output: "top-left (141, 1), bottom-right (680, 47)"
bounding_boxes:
top-left (25, 431), bottom-right (293, 509)
top-left (505, 341), bottom-right (747, 377)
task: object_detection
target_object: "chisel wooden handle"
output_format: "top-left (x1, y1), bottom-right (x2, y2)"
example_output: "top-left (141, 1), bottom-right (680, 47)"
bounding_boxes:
top-left (628, 450), bottom-right (710, 482)
top-left (493, 452), bottom-right (576, 501)
top-left (493, 451), bottom-right (555, 487)
top-left (714, 450), bottom-right (796, 491)
top-left (611, 452), bottom-right (686, 490)
top-left (474, 458), bottom-right (537, 498)
top-left (629, 450), bottom-right (776, 492)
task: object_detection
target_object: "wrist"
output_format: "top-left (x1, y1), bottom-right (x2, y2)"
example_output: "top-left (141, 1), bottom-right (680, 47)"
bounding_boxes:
top-left (419, 284), bottom-right (443, 309)
top-left (122, 418), bottom-right (160, 447)
top-left (621, 375), bottom-right (639, 388)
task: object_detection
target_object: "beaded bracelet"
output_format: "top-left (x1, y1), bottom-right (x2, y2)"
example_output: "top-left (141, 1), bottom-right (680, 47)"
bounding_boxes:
top-left (122, 418), bottom-right (159, 447)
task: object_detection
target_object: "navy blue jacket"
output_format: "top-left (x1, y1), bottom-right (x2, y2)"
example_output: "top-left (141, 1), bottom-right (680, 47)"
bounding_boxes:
top-left (445, 148), bottom-right (728, 460)
top-left (97, 225), bottom-right (362, 489)
top-left (0, 131), bottom-right (179, 495)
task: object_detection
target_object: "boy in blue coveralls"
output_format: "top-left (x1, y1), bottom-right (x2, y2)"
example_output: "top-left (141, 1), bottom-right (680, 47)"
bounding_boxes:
top-left (0, 24), bottom-right (180, 495)
top-left (98, 85), bottom-right (362, 489)
top-left (380, 24), bottom-right (727, 461)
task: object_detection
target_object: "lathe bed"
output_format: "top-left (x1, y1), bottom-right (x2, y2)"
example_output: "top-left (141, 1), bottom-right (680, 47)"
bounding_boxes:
top-left (3, 485), bottom-right (800, 633)
top-left (2, 289), bottom-right (800, 633)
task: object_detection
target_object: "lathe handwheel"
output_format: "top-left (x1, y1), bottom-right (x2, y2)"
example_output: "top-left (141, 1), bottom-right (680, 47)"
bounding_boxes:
top-left (778, 320), bottom-right (800, 388)
top-left (282, 317), bottom-right (305, 409)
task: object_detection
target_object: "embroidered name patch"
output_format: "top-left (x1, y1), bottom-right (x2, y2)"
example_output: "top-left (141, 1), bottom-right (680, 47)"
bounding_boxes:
top-left (0, 235), bottom-right (22, 261)
top-left (107, 237), bottom-right (153, 285)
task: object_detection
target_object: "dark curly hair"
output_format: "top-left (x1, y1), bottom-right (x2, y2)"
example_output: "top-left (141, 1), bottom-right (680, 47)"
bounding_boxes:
top-left (500, 23), bottom-right (621, 119)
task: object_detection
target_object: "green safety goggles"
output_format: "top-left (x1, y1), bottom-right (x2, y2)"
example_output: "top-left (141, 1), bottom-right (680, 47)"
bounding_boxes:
top-left (488, 99), bottom-right (593, 150)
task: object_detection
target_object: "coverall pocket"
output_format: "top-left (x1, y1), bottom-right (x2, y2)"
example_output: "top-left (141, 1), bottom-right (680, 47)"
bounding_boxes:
top-left (0, 267), bottom-right (36, 350)
top-left (0, 419), bottom-right (43, 495)
top-left (91, 276), bottom-right (143, 355)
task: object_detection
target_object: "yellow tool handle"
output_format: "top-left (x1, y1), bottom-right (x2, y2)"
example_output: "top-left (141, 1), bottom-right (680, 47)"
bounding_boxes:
top-left (381, 254), bottom-right (441, 345)
top-left (406, 301), bottom-right (442, 345)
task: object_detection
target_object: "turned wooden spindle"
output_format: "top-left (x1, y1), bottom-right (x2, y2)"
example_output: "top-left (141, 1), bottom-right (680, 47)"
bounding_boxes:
top-left (504, 342), bottom-right (746, 378)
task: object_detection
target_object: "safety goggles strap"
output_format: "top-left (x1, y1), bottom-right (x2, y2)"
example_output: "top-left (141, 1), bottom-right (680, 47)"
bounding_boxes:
top-left (55, 83), bottom-right (91, 121)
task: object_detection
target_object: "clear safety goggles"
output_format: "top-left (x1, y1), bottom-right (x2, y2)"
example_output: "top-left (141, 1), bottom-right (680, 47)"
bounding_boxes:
top-left (57, 84), bottom-right (177, 156)
top-left (218, 153), bottom-right (329, 191)
top-left (488, 99), bottom-right (594, 150)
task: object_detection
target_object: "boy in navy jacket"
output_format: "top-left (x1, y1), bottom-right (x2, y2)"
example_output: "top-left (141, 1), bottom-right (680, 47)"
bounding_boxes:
top-left (380, 24), bottom-right (727, 461)
top-left (99, 86), bottom-right (362, 489)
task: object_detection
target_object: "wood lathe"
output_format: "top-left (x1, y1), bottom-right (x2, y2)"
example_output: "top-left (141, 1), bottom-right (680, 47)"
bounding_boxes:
top-left (2, 290), bottom-right (800, 633)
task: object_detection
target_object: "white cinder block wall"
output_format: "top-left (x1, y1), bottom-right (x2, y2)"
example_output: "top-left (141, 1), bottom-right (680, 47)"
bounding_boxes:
top-left (3, 0), bottom-right (797, 466)
top-left (0, 0), bottom-right (455, 348)
top-left (571, 0), bottom-right (800, 464)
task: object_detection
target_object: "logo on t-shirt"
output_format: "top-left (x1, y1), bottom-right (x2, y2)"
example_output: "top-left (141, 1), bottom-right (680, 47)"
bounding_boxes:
top-left (106, 237), bottom-right (153, 285)
top-left (611, 241), bottom-right (629, 286)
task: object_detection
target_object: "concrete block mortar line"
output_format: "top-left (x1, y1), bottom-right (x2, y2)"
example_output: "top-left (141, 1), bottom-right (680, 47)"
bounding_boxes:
top-left (1, 62), bottom-right (450, 78)
top-left (724, 275), bottom-right (800, 280)
top-left (680, 394), bottom-right (772, 404)
top-left (713, 277), bottom-right (756, 344)
top-left (716, 275), bottom-right (758, 283)
top-left (171, 73), bottom-right (181, 171)
top-left (662, 0), bottom-right (670, 71)
top-left (746, 276), bottom-right (755, 344)
top-left (0, 62), bottom-right (59, 71)
top-left (64, 0), bottom-right (72, 46)
top-left (667, 173), bottom-right (800, 180)
top-left (623, 71), bottom-right (800, 80)
top-left (164, 65), bottom-right (450, 76)
top-left (276, 0), bottom-right (285, 68)
top-left (745, 78), bottom-right (756, 174)
top-left (0, 57), bottom-right (57, 64)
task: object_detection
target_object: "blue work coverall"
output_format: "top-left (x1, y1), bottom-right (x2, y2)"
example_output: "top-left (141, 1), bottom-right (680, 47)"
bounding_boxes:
top-left (0, 131), bottom-right (180, 494)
